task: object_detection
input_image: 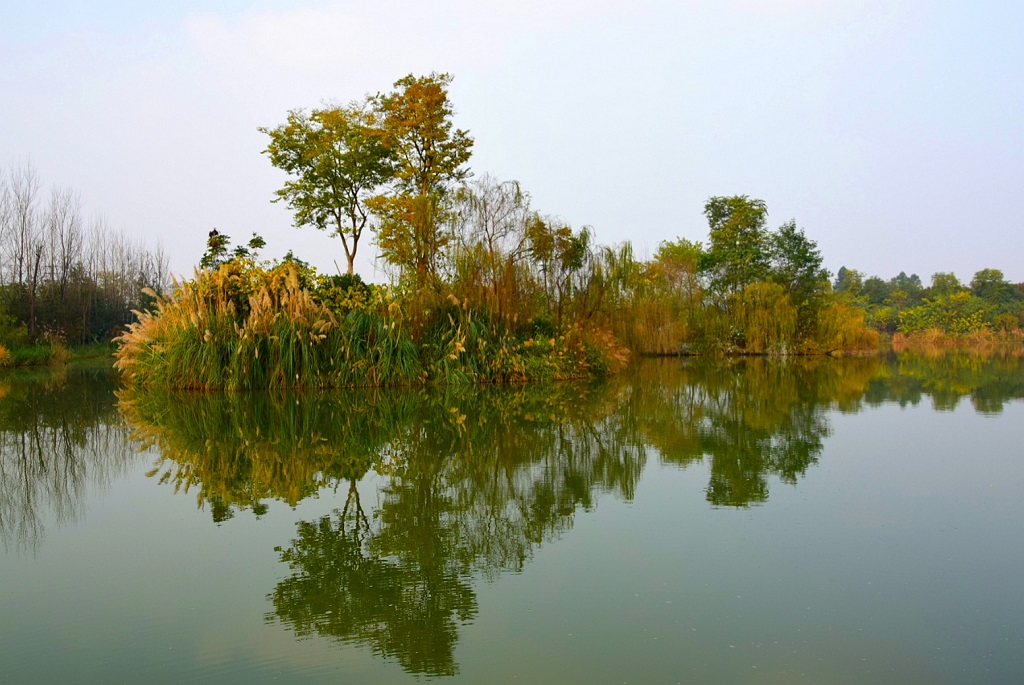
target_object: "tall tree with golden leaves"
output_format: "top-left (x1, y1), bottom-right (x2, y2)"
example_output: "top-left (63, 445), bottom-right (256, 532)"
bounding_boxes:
top-left (369, 73), bottom-right (473, 287)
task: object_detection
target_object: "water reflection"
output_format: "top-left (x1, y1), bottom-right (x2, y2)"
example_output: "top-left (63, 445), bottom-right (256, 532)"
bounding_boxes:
top-left (270, 484), bottom-right (476, 677)
top-left (120, 382), bottom-right (644, 675)
top-left (868, 352), bottom-right (1024, 413)
top-left (628, 357), bottom-right (885, 506)
top-left (0, 366), bottom-right (133, 552)
top-left (269, 385), bottom-right (646, 676)
top-left (114, 353), bottom-right (1024, 676)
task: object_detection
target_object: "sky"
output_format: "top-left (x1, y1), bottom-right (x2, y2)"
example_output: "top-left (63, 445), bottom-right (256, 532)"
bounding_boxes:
top-left (2, 0), bottom-right (1022, 284)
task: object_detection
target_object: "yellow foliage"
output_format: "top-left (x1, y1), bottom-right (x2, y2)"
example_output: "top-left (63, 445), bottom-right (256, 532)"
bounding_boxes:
top-left (737, 282), bottom-right (796, 353)
top-left (814, 300), bottom-right (880, 353)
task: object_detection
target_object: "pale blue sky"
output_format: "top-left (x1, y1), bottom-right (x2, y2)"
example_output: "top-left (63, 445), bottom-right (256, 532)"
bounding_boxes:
top-left (3, 1), bottom-right (1022, 283)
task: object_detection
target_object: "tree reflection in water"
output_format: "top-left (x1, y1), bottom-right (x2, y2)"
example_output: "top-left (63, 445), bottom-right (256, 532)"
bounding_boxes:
top-left (0, 366), bottom-right (133, 552)
top-left (271, 482), bottom-right (476, 676)
top-left (117, 352), bottom-right (1024, 676)
top-left (121, 381), bottom-right (645, 675)
top-left (629, 357), bottom-right (884, 506)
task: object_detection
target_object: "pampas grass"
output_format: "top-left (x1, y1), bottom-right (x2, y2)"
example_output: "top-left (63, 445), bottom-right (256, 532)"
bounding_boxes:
top-left (115, 261), bottom-right (622, 390)
top-left (116, 264), bottom-right (426, 390)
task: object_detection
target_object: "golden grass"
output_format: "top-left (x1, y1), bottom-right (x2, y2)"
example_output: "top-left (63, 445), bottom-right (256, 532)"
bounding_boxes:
top-left (115, 262), bottom-right (626, 390)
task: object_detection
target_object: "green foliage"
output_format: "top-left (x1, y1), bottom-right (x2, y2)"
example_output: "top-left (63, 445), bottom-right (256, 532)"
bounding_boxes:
top-left (260, 104), bottom-right (394, 274)
top-left (139, 63), bottom-right (1024, 370)
top-left (253, 80), bottom-right (887, 363)
top-left (833, 266), bottom-right (864, 298)
top-left (447, 175), bottom-right (534, 327)
top-left (899, 291), bottom-right (989, 336)
top-left (831, 264), bottom-right (1024, 343)
top-left (525, 216), bottom-right (594, 327)
top-left (0, 300), bottom-right (28, 350)
top-left (655, 238), bottom-right (703, 288)
top-left (814, 299), bottom-right (880, 353)
top-left (928, 272), bottom-right (965, 298)
top-left (199, 230), bottom-right (265, 269)
top-left (312, 272), bottom-right (373, 313)
top-left (767, 220), bottom-right (830, 336)
top-left (114, 253), bottom-right (630, 390)
top-left (971, 268), bottom-right (1024, 324)
top-left (701, 195), bottom-right (771, 300)
top-left (865, 305), bottom-right (899, 334)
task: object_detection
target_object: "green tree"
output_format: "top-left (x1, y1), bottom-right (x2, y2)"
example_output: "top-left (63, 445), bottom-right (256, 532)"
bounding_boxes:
top-left (653, 237), bottom-right (704, 336)
top-left (971, 268), bottom-right (1024, 328)
top-left (928, 272), bottom-right (965, 298)
top-left (768, 220), bottom-right (830, 335)
top-left (260, 102), bottom-right (394, 275)
top-left (833, 266), bottom-right (864, 298)
top-left (971, 268), bottom-right (1022, 307)
top-left (199, 230), bottom-right (264, 269)
top-left (861, 276), bottom-right (892, 306)
top-left (701, 195), bottom-right (770, 300)
top-left (654, 238), bottom-right (703, 289)
top-left (369, 73), bottom-right (473, 287)
top-left (891, 271), bottom-right (924, 301)
top-left (899, 291), bottom-right (987, 335)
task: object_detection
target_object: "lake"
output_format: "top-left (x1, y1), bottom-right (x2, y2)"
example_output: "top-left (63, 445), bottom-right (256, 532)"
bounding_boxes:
top-left (1, 355), bottom-right (1022, 684)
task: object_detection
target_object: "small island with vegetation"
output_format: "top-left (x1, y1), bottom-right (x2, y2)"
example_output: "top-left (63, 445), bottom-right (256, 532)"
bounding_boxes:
top-left (3, 73), bottom-right (1022, 389)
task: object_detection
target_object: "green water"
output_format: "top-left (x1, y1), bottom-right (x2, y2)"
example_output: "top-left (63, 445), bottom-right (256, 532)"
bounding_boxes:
top-left (1, 356), bottom-right (1022, 683)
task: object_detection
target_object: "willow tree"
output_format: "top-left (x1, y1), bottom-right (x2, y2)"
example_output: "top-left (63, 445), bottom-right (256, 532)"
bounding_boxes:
top-left (369, 73), bottom-right (473, 288)
top-left (260, 102), bottom-right (394, 275)
top-left (449, 175), bottom-right (533, 323)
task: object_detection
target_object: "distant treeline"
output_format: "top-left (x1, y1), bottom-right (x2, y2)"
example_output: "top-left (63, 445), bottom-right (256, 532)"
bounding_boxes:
top-left (0, 162), bottom-right (168, 356)
top-left (833, 266), bottom-right (1024, 339)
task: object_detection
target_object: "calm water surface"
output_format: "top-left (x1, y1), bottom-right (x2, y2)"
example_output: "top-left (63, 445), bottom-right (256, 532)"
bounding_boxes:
top-left (1, 356), bottom-right (1022, 684)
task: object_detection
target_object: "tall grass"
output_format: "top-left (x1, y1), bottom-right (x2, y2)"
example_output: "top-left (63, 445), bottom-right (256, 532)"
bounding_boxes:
top-left (115, 261), bottom-right (627, 390)
top-left (116, 264), bottom-right (428, 390)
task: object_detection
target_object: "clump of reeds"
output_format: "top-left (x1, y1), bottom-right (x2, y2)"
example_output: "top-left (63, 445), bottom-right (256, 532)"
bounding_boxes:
top-left (115, 259), bottom-right (626, 391)
top-left (115, 262), bottom-right (423, 390)
top-left (418, 295), bottom-right (628, 384)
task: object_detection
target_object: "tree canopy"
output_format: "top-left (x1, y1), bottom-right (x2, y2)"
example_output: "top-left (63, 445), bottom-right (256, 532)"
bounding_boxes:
top-left (260, 102), bottom-right (394, 274)
top-left (368, 72), bottom-right (474, 287)
top-left (701, 195), bottom-right (771, 299)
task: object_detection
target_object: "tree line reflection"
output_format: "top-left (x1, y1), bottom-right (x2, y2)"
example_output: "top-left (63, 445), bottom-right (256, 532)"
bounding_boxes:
top-left (0, 366), bottom-right (133, 552)
top-left (2, 354), bottom-right (1022, 674)
top-left (120, 380), bottom-right (643, 676)
top-left (113, 352), bottom-right (1024, 676)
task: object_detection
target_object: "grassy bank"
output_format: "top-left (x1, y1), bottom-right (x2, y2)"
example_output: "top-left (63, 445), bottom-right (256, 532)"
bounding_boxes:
top-left (0, 339), bottom-right (119, 370)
